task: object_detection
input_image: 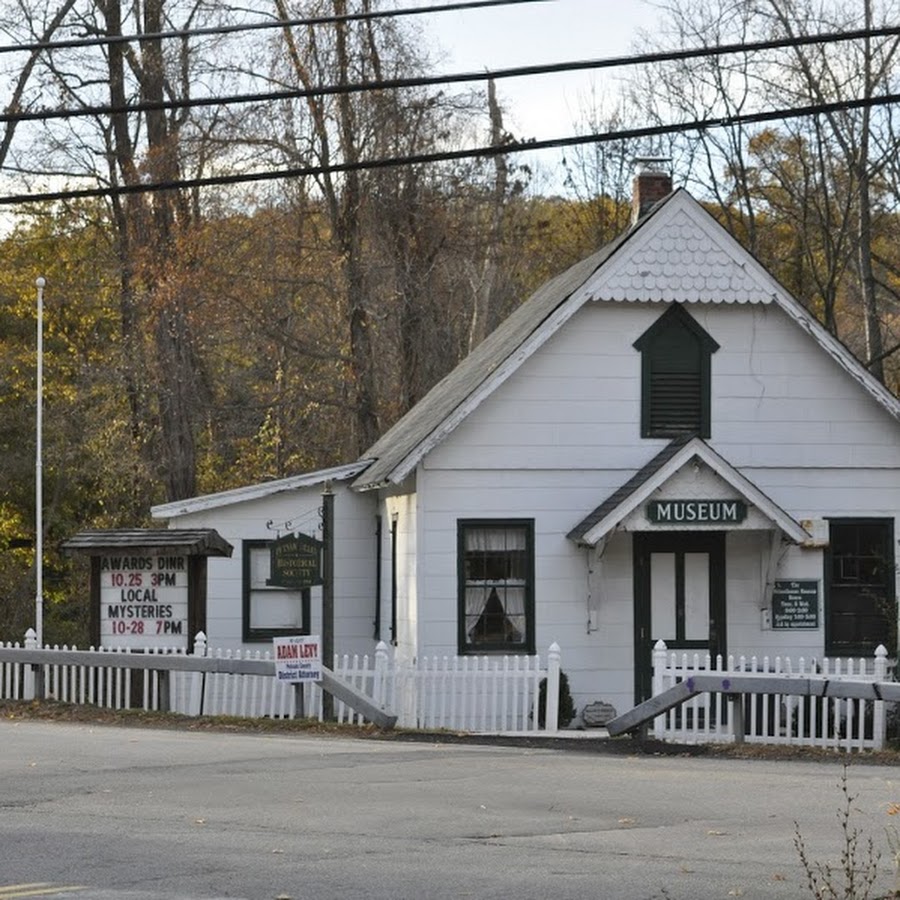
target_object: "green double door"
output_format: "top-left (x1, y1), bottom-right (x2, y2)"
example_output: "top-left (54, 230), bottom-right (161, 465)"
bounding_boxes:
top-left (633, 532), bottom-right (726, 704)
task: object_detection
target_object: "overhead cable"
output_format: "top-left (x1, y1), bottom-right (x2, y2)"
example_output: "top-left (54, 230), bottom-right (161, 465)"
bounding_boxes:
top-left (3, 25), bottom-right (899, 126)
top-left (3, 91), bottom-right (898, 206)
top-left (0, 0), bottom-right (550, 55)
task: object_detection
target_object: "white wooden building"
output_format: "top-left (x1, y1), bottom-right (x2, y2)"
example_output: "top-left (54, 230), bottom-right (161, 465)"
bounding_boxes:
top-left (152, 177), bottom-right (900, 722)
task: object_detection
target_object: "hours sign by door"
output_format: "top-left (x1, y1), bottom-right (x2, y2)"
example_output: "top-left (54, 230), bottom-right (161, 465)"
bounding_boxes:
top-left (771, 580), bottom-right (819, 629)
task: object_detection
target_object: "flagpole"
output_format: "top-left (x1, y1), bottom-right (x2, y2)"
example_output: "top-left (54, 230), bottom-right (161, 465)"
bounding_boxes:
top-left (35, 276), bottom-right (45, 648)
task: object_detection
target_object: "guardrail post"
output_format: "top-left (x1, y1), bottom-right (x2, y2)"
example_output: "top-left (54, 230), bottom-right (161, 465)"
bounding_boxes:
top-left (545, 643), bottom-right (561, 733)
top-left (158, 669), bottom-right (171, 713)
top-left (729, 695), bottom-right (745, 744)
top-left (373, 641), bottom-right (390, 708)
top-left (873, 644), bottom-right (888, 750)
top-left (652, 641), bottom-right (668, 740)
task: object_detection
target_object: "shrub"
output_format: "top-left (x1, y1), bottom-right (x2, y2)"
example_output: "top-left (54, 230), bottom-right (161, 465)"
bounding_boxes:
top-left (538, 670), bottom-right (575, 729)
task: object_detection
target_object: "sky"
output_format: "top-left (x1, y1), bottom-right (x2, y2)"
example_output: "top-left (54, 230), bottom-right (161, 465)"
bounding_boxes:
top-left (417, 0), bottom-right (661, 150)
top-left (0, 0), bottom-right (662, 231)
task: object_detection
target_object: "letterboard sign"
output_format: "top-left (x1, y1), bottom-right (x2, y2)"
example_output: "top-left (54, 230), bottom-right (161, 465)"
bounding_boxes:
top-left (61, 528), bottom-right (233, 652)
top-left (771, 580), bottom-right (819, 630)
top-left (99, 554), bottom-right (189, 649)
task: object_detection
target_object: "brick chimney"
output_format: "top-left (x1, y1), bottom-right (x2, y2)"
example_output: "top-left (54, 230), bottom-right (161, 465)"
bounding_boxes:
top-left (631, 158), bottom-right (673, 224)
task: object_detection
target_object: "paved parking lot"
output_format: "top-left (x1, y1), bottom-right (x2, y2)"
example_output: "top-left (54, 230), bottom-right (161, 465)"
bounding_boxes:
top-left (1, 720), bottom-right (898, 900)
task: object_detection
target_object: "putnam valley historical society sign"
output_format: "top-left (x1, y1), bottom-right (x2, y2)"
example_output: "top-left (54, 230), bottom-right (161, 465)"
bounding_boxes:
top-left (267, 532), bottom-right (323, 589)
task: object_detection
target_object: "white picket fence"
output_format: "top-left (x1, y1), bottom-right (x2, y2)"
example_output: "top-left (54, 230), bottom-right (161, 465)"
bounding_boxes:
top-left (0, 630), bottom-right (561, 734)
top-left (652, 641), bottom-right (893, 751)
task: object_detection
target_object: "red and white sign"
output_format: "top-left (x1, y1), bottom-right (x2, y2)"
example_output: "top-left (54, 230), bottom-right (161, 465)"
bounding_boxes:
top-left (273, 635), bottom-right (322, 683)
top-left (99, 554), bottom-right (189, 650)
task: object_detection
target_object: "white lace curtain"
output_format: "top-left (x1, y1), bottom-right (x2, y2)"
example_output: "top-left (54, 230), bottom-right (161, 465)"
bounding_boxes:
top-left (464, 526), bottom-right (526, 641)
top-left (464, 527), bottom-right (526, 553)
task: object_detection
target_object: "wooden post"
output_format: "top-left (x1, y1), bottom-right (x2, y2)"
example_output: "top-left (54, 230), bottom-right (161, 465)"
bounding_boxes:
top-left (190, 631), bottom-right (207, 716)
top-left (322, 483), bottom-right (335, 720)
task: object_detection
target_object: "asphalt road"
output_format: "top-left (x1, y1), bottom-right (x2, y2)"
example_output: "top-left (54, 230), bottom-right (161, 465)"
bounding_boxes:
top-left (1, 721), bottom-right (898, 900)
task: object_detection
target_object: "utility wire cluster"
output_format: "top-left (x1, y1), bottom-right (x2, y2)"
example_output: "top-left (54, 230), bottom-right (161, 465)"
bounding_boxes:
top-left (4, 24), bottom-right (899, 126)
top-left (2, 0), bottom-right (897, 205)
top-left (0, 0), bottom-right (548, 54)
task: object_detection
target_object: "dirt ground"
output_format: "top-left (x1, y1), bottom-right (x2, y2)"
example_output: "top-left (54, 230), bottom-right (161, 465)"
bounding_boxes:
top-left (3, 697), bottom-right (900, 766)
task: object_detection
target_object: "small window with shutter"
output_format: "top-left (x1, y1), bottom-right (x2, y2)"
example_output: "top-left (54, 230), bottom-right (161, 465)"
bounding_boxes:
top-left (634, 305), bottom-right (719, 438)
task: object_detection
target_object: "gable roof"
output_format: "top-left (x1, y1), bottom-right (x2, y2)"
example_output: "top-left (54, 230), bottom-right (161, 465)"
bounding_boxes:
top-left (567, 437), bottom-right (811, 547)
top-left (352, 220), bottom-right (644, 490)
top-left (354, 189), bottom-right (900, 490)
top-left (566, 437), bottom-right (692, 542)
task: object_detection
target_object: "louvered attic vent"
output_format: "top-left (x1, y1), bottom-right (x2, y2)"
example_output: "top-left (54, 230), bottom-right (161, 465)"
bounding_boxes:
top-left (634, 305), bottom-right (719, 439)
top-left (648, 372), bottom-right (702, 434)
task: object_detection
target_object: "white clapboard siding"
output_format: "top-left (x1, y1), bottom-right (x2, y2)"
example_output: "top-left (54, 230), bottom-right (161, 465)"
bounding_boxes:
top-left (159, 480), bottom-right (379, 658)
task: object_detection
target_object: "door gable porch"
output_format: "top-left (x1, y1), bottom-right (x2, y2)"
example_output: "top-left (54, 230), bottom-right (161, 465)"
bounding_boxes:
top-left (568, 437), bottom-right (810, 547)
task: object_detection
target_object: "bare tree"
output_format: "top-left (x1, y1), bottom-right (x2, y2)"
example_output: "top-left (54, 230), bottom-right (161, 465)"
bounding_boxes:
top-left (0, 0), bottom-right (79, 169)
top-left (754, 0), bottom-right (900, 380)
top-left (635, 0), bottom-right (900, 387)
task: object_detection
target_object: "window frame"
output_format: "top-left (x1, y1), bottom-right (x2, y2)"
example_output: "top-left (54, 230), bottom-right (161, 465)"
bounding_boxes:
top-left (457, 518), bottom-right (535, 655)
top-left (633, 304), bottom-right (719, 439)
top-left (242, 539), bottom-right (310, 642)
top-left (824, 518), bottom-right (896, 657)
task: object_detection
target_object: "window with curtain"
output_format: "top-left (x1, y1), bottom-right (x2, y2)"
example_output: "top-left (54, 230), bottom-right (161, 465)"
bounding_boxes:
top-left (457, 520), bottom-right (534, 654)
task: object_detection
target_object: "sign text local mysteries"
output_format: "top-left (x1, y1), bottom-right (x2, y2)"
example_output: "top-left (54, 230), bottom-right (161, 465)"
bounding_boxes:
top-left (647, 499), bottom-right (747, 525)
top-left (99, 554), bottom-right (188, 650)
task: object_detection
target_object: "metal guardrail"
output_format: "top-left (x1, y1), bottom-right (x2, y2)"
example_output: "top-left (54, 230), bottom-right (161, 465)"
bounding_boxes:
top-left (0, 645), bottom-right (397, 729)
top-left (607, 672), bottom-right (900, 742)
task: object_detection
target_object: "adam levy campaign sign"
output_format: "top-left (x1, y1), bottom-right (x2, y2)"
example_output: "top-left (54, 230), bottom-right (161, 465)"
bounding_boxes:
top-left (273, 635), bottom-right (322, 683)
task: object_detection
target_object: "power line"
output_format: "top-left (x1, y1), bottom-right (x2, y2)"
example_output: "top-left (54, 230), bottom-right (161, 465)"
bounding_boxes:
top-left (3, 25), bottom-right (899, 127)
top-left (3, 92), bottom-right (897, 206)
top-left (0, 0), bottom-right (549, 55)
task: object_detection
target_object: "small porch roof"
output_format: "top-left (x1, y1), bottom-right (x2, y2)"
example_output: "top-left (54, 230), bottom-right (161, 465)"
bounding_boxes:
top-left (61, 528), bottom-right (233, 558)
top-left (567, 437), bottom-right (811, 547)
